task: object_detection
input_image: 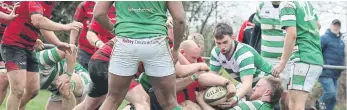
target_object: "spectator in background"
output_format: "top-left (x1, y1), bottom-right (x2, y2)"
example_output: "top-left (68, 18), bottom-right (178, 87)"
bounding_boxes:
top-left (237, 13), bottom-right (255, 45)
top-left (319, 19), bottom-right (345, 110)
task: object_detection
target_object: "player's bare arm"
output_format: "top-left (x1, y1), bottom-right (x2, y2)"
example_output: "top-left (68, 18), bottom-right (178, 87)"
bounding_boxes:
top-left (31, 14), bottom-right (82, 31)
top-left (198, 73), bottom-right (236, 97)
top-left (167, 1), bottom-right (186, 64)
top-left (196, 91), bottom-right (216, 110)
top-left (69, 21), bottom-right (82, 45)
top-left (86, 31), bottom-right (105, 49)
top-left (217, 75), bottom-right (253, 109)
top-left (175, 62), bottom-right (209, 78)
top-left (93, 1), bottom-right (114, 32)
top-left (272, 27), bottom-right (296, 77)
top-left (40, 30), bottom-right (73, 54)
top-left (60, 45), bottom-right (78, 110)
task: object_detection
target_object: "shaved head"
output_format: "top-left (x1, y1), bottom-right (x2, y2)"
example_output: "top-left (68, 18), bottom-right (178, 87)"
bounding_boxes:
top-left (180, 40), bottom-right (199, 50)
top-left (180, 40), bottom-right (201, 63)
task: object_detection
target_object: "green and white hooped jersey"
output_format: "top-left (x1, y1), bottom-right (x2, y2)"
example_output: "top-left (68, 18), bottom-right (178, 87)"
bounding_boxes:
top-left (37, 48), bottom-right (90, 91)
top-left (229, 100), bottom-right (273, 110)
top-left (253, 2), bottom-right (285, 58)
top-left (279, 1), bottom-right (323, 66)
top-left (210, 41), bottom-right (273, 85)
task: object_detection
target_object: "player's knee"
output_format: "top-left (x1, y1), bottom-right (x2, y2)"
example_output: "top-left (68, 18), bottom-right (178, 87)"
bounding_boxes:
top-left (29, 89), bottom-right (39, 99)
top-left (11, 87), bottom-right (25, 99)
top-left (108, 87), bottom-right (127, 97)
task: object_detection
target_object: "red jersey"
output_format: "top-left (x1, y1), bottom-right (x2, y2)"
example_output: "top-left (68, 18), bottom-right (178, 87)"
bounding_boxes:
top-left (90, 38), bottom-right (114, 62)
top-left (88, 6), bottom-right (116, 44)
top-left (2, 1), bottom-right (54, 50)
top-left (73, 1), bottom-right (95, 54)
top-left (0, 1), bottom-right (17, 34)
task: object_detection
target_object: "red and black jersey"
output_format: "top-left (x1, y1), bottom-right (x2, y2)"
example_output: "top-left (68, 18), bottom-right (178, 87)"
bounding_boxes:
top-left (0, 1), bottom-right (17, 34)
top-left (73, 1), bottom-right (95, 54)
top-left (2, 1), bottom-right (54, 50)
top-left (90, 38), bottom-right (114, 62)
top-left (88, 5), bottom-right (116, 44)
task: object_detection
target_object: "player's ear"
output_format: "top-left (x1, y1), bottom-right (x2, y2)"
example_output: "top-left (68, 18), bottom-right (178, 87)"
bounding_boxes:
top-left (180, 49), bottom-right (184, 54)
top-left (231, 35), bottom-right (236, 40)
top-left (264, 89), bottom-right (271, 96)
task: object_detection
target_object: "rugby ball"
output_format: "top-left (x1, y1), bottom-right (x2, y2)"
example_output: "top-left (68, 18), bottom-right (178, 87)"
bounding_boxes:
top-left (203, 86), bottom-right (228, 106)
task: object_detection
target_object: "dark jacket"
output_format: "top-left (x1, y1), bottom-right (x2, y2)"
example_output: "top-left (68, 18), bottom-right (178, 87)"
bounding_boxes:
top-left (320, 29), bottom-right (345, 78)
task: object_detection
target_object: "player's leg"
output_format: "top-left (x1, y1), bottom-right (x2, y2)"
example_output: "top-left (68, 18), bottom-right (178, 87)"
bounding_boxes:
top-left (77, 49), bottom-right (91, 70)
top-left (99, 73), bottom-right (133, 109)
top-left (180, 100), bottom-right (202, 110)
top-left (125, 81), bottom-right (150, 110)
top-left (0, 71), bottom-right (8, 105)
top-left (1, 45), bottom-right (28, 110)
top-left (99, 38), bottom-right (138, 110)
top-left (19, 51), bottom-right (41, 110)
top-left (74, 60), bottom-right (109, 110)
top-left (287, 63), bottom-right (323, 110)
top-left (144, 36), bottom-right (180, 110)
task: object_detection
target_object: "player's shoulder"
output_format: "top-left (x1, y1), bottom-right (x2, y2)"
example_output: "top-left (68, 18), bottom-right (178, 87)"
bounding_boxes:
top-left (211, 46), bottom-right (221, 56)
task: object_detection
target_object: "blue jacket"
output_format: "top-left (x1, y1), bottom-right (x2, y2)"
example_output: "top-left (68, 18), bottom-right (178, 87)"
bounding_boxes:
top-left (320, 29), bottom-right (345, 78)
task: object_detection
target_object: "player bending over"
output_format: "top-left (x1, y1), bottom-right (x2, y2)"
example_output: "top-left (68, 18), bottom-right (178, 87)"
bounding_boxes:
top-left (209, 23), bottom-right (273, 109)
top-left (35, 42), bottom-right (91, 110)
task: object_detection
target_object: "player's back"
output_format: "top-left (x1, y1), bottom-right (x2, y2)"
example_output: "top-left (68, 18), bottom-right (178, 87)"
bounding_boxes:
top-left (115, 1), bottom-right (168, 38)
top-left (279, 1), bottom-right (323, 65)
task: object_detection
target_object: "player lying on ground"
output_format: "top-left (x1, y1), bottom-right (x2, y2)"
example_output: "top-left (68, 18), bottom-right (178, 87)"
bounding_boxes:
top-left (209, 23), bottom-right (273, 109)
top-left (138, 40), bottom-right (237, 110)
top-left (35, 41), bottom-right (92, 110)
top-left (197, 76), bottom-right (284, 110)
top-left (0, 1), bottom-right (20, 105)
top-left (1, 1), bottom-right (82, 110)
top-left (72, 38), bottom-right (150, 110)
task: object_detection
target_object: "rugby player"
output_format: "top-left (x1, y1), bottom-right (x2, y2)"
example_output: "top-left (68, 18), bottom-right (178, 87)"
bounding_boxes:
top-left (69, 1), bottom-right (96, 69)
top-left (272, 1), bottom-right (323, 110)
top-left (0, 1), bottom-right (19, 105)
top-left (34, 42), bottom-right (91, 110)
top-left (73, 9), bottom-right (150, 110)
top-left (197, 76), bottom-right (284, 110)
top-left (138, 40), bottom-right (237, 110)
top-left (209, 23), bottom-right (273, 109)
top-left (1, 1), bottom-right (82, 109)
top-left (94, 1), bottom-right (186, 110)
top-left (252, 1), bottom-right (295, 109)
